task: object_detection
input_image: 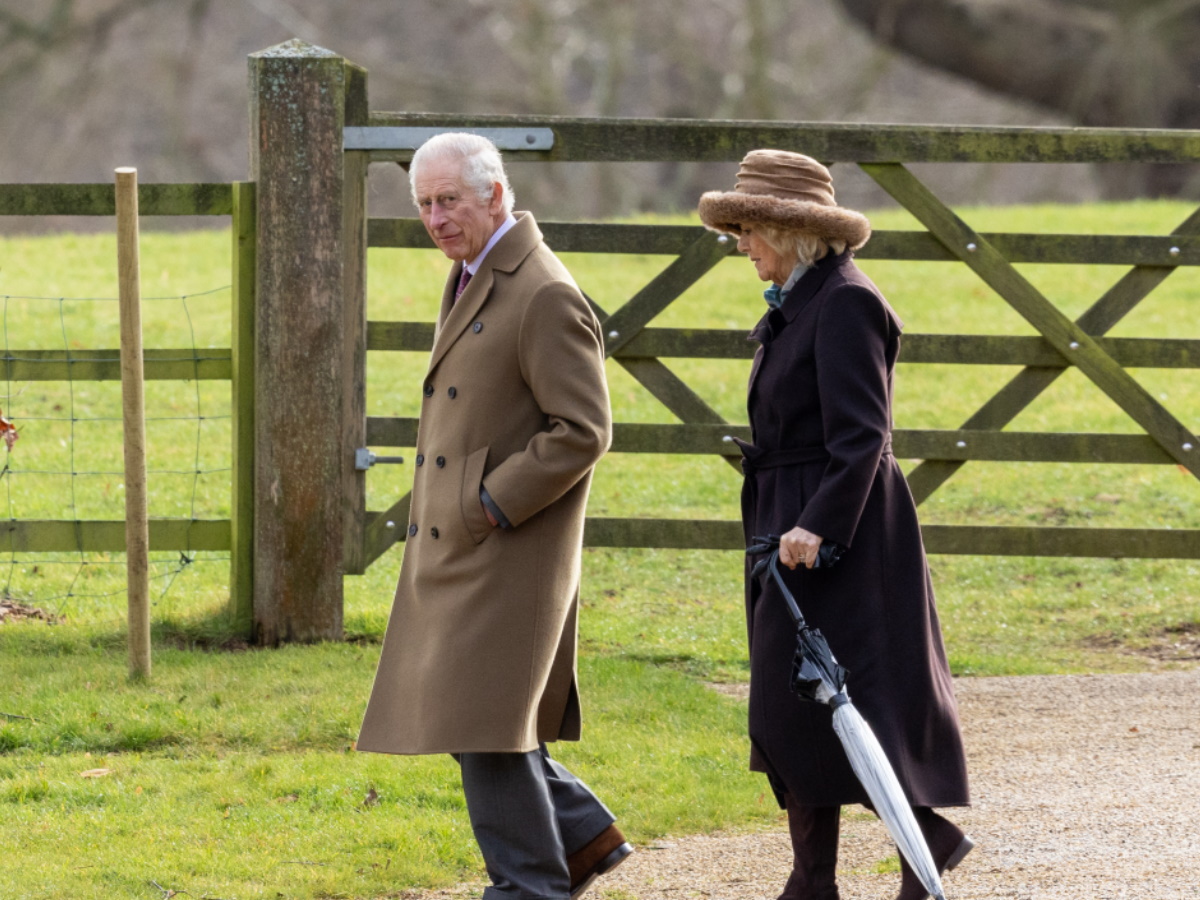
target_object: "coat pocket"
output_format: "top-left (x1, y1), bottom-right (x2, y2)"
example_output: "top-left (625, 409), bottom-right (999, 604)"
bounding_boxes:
top-left (460, 445), bottom-right (493, 545)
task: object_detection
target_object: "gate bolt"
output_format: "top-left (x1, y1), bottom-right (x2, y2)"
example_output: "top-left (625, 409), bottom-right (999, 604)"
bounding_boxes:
top-left (355, 448), bottom-right (405, 470)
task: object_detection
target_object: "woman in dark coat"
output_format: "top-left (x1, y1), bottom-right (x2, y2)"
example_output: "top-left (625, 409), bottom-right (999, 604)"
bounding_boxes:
top-left (698, 150), bottom-right (972, 900)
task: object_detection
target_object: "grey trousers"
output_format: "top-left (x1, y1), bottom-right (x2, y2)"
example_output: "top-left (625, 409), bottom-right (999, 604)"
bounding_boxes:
top-left (458, 745), bottom-right (616, 900)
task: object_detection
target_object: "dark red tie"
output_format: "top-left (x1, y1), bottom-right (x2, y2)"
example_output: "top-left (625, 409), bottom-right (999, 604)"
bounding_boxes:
top-left (455, 266), bottom-right (473, 301)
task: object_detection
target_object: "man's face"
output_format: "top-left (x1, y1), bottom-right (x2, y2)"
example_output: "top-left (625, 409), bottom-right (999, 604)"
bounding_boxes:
top-left (414, 157), bottom-right (504, 263)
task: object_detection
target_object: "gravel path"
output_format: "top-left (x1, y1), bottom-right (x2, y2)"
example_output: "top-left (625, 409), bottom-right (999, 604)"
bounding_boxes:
top-left (600, 670), bottom-right (1200, 899)
top-left (410, 669), bottom-right (1200, 899)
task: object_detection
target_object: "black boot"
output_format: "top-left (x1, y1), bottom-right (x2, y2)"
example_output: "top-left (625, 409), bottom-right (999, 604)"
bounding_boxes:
top-left (895, 807), bottom-right (974, 900)
top-left (779, 795), bottom-right (840, 900)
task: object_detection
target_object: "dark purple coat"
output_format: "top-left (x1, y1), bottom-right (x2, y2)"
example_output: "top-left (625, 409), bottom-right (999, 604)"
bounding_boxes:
top-left (740, 251), bottom-right (970, 809)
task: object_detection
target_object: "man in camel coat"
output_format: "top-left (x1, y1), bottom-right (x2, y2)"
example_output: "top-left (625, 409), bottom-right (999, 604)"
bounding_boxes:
top-left (357, 132), bottom-right (631, 899)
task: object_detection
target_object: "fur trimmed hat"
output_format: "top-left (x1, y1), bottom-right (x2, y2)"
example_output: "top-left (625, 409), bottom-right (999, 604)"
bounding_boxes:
top-left (698, 149), bottom-right (871, 250)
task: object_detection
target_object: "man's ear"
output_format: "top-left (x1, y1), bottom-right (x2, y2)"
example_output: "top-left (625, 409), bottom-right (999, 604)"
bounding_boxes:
top-left (489, 182), bottom-right (504, 215)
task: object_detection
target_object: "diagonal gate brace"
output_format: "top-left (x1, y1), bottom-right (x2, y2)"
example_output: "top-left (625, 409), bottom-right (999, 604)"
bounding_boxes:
top-left (861, 162), bottom-right (1200, 482)
top-left (903, 205), bottom-right (1200, 504)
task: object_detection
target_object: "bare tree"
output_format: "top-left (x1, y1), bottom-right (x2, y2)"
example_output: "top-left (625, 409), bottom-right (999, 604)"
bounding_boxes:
top-left (833, 0), bottom-right (1200, 195)
top-left (0, 0), bottom-right (1105, 228)
top-left (0, 0), bottom-right (171, 83)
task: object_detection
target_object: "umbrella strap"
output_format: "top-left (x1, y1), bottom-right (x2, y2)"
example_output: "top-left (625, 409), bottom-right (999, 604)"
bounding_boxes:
top-left (828, 692), bottom-right (850, 710)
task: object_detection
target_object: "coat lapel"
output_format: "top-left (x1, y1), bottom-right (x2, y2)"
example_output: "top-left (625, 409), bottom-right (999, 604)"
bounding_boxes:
top-left (426, 213), bottom-right (542, 376)
top-left (746, 251), bottom-right (853, 404)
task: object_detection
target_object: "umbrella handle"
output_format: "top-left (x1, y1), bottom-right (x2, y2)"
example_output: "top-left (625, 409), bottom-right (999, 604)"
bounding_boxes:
top-left (767, 550), bottom-right (807, 628)
top-left (747, 536), bottom-right (807, 628)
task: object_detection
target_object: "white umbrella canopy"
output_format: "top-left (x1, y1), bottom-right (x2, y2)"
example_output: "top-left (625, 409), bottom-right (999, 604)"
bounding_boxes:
top-left (831, 698), bottom-right (947, 900)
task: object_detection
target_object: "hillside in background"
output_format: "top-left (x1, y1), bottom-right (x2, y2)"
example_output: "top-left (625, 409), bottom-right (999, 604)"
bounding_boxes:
top-left (1, 0), bottom-right (1099, 230)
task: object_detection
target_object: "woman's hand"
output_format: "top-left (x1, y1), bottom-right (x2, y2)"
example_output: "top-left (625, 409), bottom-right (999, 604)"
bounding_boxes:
top-left (779, 526), bottom-right (823, 570)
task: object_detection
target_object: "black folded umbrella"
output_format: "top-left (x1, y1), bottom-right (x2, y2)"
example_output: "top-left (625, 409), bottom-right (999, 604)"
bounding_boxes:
top-left (747, 535), bottom-right (950, 900)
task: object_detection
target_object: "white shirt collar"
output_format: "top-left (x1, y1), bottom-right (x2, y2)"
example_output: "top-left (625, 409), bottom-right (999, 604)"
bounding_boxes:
top-left (465, 214), bottom-right (518, 275)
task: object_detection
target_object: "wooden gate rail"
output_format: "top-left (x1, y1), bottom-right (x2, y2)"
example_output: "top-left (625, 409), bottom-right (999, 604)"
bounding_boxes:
top-left (357, 114), bottom-right (1200, 165)
top-left (369, 219), bottom-right (1200, 267)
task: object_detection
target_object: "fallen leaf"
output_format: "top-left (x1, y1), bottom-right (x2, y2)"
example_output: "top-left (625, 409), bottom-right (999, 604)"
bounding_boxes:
top-left (80, 768), bottom-right (112, 778)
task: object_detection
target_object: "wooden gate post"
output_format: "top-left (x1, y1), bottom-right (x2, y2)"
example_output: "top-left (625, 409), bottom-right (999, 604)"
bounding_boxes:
top-left (248, 39), bottom-right (359, 643)
top-left (229, 180), bottom-right (256, 637)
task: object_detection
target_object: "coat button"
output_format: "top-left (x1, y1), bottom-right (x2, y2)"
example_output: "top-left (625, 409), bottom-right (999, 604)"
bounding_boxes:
top-left (430, 527), bottom-right (439, 539)
top-left (408, 524), bottom-right (418, 536)
top-left (473, 322), bottom-right (483, 333)
top-left (423, 383), bottom-right (434, 397)
top-left (436, 456), bottom-right (446, 468)
top-left (415, 454), bottom-right (424, 466)
top-left (448, 387), bottom-right (457, 399)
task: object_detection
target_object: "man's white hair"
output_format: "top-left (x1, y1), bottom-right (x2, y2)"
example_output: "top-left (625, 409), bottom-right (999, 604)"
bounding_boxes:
top-left (409, 132), bottom-right (515, 215)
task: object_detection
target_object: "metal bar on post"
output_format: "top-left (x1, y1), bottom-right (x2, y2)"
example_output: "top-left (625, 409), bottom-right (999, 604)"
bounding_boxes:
top-left (115, 167), bottom-right (151, 680)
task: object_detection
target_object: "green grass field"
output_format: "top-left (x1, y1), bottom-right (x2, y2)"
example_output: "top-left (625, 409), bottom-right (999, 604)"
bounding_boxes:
top-left (1, 201), bottom-right (1198, 899)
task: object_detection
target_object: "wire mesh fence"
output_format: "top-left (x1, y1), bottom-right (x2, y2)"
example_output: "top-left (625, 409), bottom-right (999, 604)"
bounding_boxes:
top-left (0, 285), bottom-right (232, 618)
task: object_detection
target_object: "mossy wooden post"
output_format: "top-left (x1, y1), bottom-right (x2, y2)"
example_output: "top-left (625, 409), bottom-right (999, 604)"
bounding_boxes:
top-left (248, 40), bottom-right (353, 644)
top-left (341, 62), bottom-right (369, 576)
top-left (229, 181), bottom-right (256, 636)
top-left (115, 167), bottom-right (151, 679)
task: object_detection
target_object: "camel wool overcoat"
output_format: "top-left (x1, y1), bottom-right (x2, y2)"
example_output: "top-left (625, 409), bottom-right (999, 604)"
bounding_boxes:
top-left (740, 250), bottom-right (970, 809)
top-left (357, 213), bottom-right (611, 755)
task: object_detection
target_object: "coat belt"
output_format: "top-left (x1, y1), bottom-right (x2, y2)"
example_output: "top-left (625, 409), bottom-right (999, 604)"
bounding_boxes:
top-left (733, 434), bottom-right (893, 476)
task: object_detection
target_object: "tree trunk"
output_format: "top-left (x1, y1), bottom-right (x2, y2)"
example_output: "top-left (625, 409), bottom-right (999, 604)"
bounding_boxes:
top-left (834, 0), bottom-right (1200, 196)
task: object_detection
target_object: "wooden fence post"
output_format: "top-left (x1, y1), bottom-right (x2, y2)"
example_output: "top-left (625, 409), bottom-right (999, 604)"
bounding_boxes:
top-left (115, 167), bottom-right (151, 678)
top-left (341, 62), bottom-right (369, 576)
top-left (247, 40), bottom-right (352, 643)
top-left (229, 181), bottom-right (256, 635)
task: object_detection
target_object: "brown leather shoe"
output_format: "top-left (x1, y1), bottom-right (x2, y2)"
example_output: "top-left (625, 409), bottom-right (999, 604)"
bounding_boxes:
top-left (568, 824), bottom-right (633, 898)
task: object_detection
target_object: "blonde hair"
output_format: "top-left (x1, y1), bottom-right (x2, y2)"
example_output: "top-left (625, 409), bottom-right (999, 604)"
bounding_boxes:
top-left (757, 225), bottom-right (846, 267)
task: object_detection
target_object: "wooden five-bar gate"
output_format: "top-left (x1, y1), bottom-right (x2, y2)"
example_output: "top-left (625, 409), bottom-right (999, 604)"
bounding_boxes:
top-left (346, 108), bottom-right (1200, 569)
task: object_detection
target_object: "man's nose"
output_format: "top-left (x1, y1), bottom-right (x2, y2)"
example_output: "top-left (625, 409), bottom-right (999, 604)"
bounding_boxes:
top-left (429, 203), bottom-right (448, 228)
